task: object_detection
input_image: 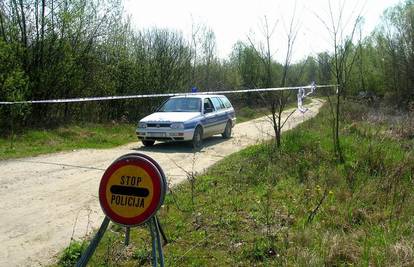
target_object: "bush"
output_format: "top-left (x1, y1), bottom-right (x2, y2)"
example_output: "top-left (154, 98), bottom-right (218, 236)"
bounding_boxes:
top-left (58, 240), bottom-right (86, 267)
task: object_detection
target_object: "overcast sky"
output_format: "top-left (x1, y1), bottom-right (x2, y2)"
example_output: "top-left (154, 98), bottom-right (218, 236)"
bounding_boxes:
top-left (124, 0), bottom-right (401, 62)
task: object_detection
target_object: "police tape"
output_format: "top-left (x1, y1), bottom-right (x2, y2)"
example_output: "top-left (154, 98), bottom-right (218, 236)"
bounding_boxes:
top-left (0, 84), bottom-right (337, 105)
top-left (297, 83), bottom-right (318, 113)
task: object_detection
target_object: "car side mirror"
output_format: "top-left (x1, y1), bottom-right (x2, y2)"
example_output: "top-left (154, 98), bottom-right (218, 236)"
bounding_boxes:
top-left (204, 107), bottom-right (213, 114)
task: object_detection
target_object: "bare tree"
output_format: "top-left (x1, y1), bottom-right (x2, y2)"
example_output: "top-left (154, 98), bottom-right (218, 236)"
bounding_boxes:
top-left (357, 19), bottom-right (366, 92)
top-left (248, 6), bottom-right (300, 148)
top-left (0, 3), bottom-right (6, 41)
top-left (273, 6), bottom-right (300, 148)
top-left (201, 28), bottom-right (216, 89)
top-left (189, 19), bottom-right (218, 90)
top-left (316, 0), bottom-right (362, 162)
top-left (190, 16), bottom-right (201, 86)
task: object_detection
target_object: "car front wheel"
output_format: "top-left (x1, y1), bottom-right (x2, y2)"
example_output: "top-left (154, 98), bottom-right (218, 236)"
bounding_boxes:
top-left (222, 121), bottom-right (232, 139)
top-left (192, 126), bottom-right (203, 149)
top-left (142, 140), bottom-right (155, 147)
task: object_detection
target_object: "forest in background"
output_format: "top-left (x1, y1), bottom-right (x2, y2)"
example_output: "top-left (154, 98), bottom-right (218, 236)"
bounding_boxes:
top-left (0, 0), bottom-right (413, 135)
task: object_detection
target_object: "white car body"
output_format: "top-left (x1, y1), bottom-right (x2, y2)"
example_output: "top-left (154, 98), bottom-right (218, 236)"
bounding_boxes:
top-left (136, 94), bottom-right (236, 146)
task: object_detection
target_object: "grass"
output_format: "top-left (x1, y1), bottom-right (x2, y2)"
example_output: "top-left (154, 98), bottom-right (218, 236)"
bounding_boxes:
top-left (236, 106), bottom-right (268, 123)
top-left (55, 99), bottom-right (414, 266)
top-left (0, 123), bottom-right (136, 160)
top-left (236, 98), bottom-right (310, 123)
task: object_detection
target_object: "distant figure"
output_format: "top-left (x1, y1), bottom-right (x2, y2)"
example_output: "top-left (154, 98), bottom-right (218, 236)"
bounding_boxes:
top-left (307, 81), bottom-right (316, 96)
top-left (297, 87), bottom-right (308, 113)
top-left (191, 86), bottom-right (198, 93)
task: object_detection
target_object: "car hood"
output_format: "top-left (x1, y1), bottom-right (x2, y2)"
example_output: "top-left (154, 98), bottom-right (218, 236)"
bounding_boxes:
top-left (140, 112), bottom-right (201, 123)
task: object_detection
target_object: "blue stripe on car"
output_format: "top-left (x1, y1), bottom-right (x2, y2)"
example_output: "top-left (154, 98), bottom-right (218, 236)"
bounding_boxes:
top-left (183, 110), bottom-right (235, 130)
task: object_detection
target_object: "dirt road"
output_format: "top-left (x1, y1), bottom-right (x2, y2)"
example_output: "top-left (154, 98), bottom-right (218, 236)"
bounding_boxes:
top-left (0, 99), bottom-right (323, 266)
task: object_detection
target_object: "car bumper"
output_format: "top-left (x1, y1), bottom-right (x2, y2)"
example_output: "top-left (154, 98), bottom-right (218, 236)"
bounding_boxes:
top-left (136, 128), bottom-right (195, 142)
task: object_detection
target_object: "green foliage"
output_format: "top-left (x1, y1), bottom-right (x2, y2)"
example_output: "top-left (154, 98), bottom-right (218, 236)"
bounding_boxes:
top-left (0, 1), bottom-right (220, 132)
top-left (0, 0), bottom-right (413, 136)
top-left (233, 43), bottom-right (265, 89)
top-left (343, 0), bottom-right (414, 106)
top-left (0, 40), bottom-right (29, 134)
top-left (58, 240), bottom-right (86, 267)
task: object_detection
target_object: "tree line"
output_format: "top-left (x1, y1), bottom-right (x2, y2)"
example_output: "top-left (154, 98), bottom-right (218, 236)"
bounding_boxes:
top-left (0, 0), bottom-right (413, 135)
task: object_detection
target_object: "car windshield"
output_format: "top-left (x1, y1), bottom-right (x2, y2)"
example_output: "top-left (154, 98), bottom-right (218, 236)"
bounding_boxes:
top-left (158, 98), bottom-right (201, 112)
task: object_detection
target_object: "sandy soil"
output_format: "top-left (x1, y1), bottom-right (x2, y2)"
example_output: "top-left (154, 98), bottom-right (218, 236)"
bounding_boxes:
top-left (0, 99), bottom-right (324, 266)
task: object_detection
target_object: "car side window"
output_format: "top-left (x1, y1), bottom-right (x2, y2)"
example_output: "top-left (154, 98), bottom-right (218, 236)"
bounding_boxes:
top-left (220, 97), bottom-right (232, 108)
top-left (211, 97), bottom-right (224, 110)
top-left (217, 98), bottom-right (226, 109)
top-left (203, 98), bottom-right (214, 113)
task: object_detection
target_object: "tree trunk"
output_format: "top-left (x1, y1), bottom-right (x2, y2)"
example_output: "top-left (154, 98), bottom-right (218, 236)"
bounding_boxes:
top-left (0, 9), bottom-right (6, 41)
top-left (335, 85), bottom-right (344, 163)
top-left (40, 0), bottom-right (45, 67)
top-left (19, 0), bottom-right (27, 48)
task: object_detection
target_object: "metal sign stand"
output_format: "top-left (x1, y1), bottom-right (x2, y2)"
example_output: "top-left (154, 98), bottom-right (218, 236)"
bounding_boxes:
top-left (124, 216), bottom-right (167, 246)
top-left (76, 216), bottom-right (167, 267)
top-left (124, 226), bottom-right (130, 246)
top-left (149, 216), bottom-right (165, 267)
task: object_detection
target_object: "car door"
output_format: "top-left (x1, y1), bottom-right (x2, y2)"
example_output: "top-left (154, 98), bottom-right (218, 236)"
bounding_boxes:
top-left (220, 96), bottom-right (235, 123)
top-left (210, 97), bottom-right (227, 134)
top-left (202, 98), bottom-right (216, 136)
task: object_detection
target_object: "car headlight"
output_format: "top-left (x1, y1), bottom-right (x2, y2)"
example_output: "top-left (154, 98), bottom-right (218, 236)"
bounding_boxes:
top-left (138, 122), bottom-right (147, 128)
top-left (170, 122), bottom-right (184, 129)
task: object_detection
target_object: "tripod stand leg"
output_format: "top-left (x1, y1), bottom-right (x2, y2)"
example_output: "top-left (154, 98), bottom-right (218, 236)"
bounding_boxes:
top-left (153, 217), bottom-right (165, 267)
top-left (149, 220), bottom-right (158, 267)
top-left (155, 215), bottom-right (168, 245)
top-left (125, 227), bottom-right (130, 246)
top-left (76, 216), bottom-right (110, 267)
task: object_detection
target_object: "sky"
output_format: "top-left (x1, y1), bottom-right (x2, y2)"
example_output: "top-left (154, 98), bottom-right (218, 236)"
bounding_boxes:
top-left (124, 0), bottom-right (401, 62)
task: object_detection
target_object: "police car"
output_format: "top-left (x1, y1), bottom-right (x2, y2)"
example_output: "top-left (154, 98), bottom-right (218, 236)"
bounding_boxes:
top-left (136, 95), bottom-right (236, 148)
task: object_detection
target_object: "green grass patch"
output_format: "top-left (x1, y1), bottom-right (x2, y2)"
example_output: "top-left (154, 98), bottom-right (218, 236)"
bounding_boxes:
top-left (58, 240), bottom-right (87, 267)
top-left (56, 100), bottom-right (414, 266)
top-left (236, 106), bottom-right (268, 123)
top-left (236, 98), bottom-right (310, 124)
top-left (0, 123), bottom-right (136, 159)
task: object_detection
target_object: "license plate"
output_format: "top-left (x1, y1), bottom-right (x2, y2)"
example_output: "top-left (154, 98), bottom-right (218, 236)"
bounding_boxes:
top-left (147, 132), bottom-right (165, 137)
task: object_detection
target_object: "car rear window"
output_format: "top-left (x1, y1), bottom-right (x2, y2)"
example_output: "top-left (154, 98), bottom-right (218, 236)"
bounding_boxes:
top-left (211, 97), bottom-right (225, 110)
top-left (159, 98), bottom-right (201, 112)
top-left (220, 97), bottom-right (232, 108)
